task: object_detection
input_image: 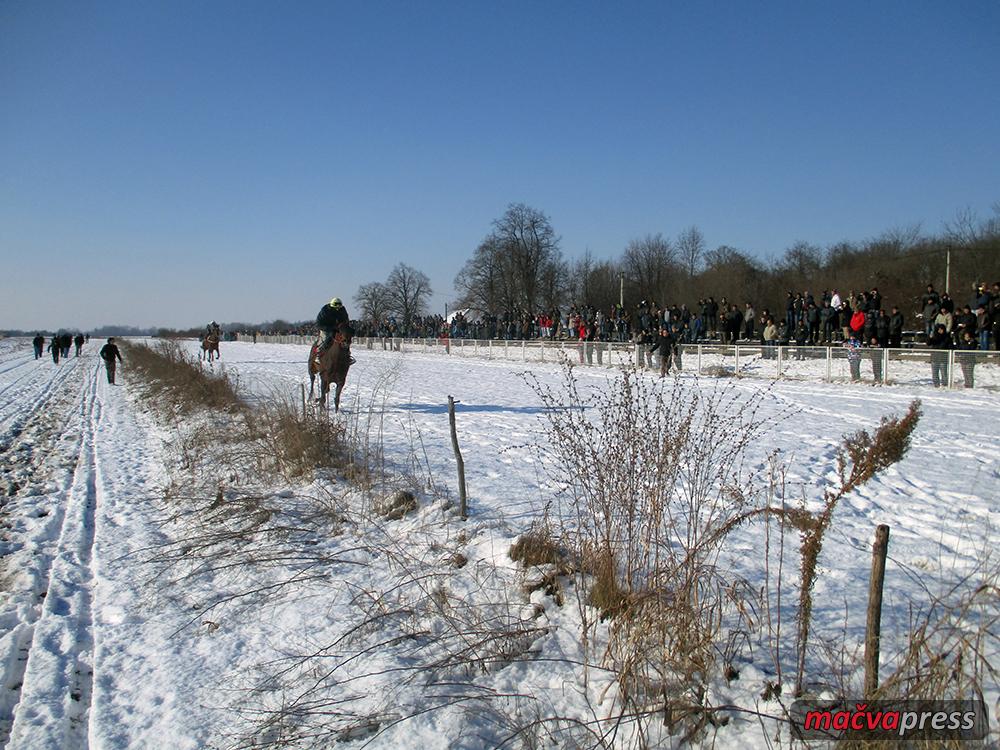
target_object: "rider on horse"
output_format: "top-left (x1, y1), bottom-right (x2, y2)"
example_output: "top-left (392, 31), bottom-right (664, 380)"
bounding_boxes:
top-left (316, 298), bottom-right (353, 363)
top-left (206, 321), bottom-right (221, 339)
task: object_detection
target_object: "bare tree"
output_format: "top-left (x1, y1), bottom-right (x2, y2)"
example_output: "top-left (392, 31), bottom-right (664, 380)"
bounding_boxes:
top-left (354, 282), bottom-right (391, 325)
top-left (455, 203), bottom-right (564, 314)
top-left (454, 235), bottom-right (517, 313)
top-left (385, 263), bottom-right (432, 329)
top-left (676, 225), bottom-right (706, 279)
top-left (622, 233), bottom-right (676, 303)
top-left (491, 203), bottom-right (563, 313)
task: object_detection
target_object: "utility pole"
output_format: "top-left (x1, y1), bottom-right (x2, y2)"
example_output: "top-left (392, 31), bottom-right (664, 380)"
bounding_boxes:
top-left (945, 245), bottom-right (951, 295)
top-left (619, 272), bottom-right (625, 308)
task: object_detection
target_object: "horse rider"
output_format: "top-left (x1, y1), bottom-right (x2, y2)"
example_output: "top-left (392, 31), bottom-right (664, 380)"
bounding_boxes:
top-left (315, 297), bottom-right (352, 362)
top-left (206, 321), bottom-right (221, 339)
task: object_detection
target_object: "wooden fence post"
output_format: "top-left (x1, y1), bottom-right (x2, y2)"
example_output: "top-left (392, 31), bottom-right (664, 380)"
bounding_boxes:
top-left (448, 395), bottom-right (468, 520)
top-left (300, 383), bottom-right (306, 418)
top-left (864, 524), bottom-right (890, 698)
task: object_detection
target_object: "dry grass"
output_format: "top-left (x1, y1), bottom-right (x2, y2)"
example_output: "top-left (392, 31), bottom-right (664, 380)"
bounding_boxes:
top-left (123, 340), bottom-right (244, 414)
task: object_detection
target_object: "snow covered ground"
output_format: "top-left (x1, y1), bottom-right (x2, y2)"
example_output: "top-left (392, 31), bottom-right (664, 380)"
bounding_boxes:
top-left (0, 337), bottom-right (997, 748)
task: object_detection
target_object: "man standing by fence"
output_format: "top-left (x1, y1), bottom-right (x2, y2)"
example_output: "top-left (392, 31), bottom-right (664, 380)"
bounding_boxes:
top-left (100, 337), bottom-right (123, 384)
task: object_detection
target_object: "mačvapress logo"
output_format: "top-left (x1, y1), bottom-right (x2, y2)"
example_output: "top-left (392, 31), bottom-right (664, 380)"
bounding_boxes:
top-left (790, 699), bottom-right (988, 741)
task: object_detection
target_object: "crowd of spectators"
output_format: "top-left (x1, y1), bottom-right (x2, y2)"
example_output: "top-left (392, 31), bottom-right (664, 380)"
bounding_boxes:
top-left (349, 282), bottom-right (1000, 355)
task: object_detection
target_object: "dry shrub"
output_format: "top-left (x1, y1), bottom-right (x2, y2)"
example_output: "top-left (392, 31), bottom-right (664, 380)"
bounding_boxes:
top-left (510, 529), bottom-right (565, 568)
top-left (792, 400), bottom-right (922, 696)
top-left (123, 340), bottom-right (243, 413)
top-left (527, 363), bottom-right (785, 741)
top-left (245, 396), bottom-right (349, 480)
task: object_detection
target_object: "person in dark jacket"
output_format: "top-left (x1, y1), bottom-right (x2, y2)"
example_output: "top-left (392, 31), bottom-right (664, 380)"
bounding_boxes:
top-left (649, 326), bottom-right (676, 377)
top-left (953, 305), bottom-right (977, 343)
top-left (819, 302), bottom-right (834, 343)
top-left (47, 336), bottom-right (60, 364)
top-left (956, 330), bottom-right (978, 388)
top-left (874, 309), bottom-right (890, 348)
top-left (74, 333), bottom-right (85, 356)
top-left (60, 333), bottom-right (72, 358)
top-left (315, 297), bottom-right (351, 357)
top-left (100, 337), bottom-right (123, 384)
top-left (33, 334), bottom-right (44, 359)
top-left (927, 324), bottom-right (953, 387)
top-left (888, 307), bottom-right (904, 349)
top-left (869, 337), bottom-right (884, 383)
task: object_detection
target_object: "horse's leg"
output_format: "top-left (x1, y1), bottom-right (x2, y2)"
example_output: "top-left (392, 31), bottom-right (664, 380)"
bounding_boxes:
top-left (308, 371), bottom-right (315, 399)
top-left (334, 381), bottom-right (343, 412)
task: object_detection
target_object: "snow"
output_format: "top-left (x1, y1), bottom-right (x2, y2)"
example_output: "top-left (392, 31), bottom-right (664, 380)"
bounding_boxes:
top-left (0, 336), bottom-right (997, 748)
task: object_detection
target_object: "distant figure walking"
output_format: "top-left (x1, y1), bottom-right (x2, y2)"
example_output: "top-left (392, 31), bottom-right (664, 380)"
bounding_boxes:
top-left (74, 334), bottom-right (85, 356)
top-left (47, 337), bottom-right (60, 364)
top-left (100, 337), bottom-right (123, 384)
top-left (33, 334), bottom-right (44, 359)
top-left (60, 333), bottom-right (72, 358)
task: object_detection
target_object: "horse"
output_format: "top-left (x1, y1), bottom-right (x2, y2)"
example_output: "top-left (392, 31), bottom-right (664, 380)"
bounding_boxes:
top-left (308, 323), bottom-right (353, 411)
top-left (200, 333), bottom-right (220, 362)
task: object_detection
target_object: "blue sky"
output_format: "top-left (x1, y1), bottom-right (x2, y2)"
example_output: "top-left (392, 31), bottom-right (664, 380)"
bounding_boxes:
top-left (2, 0), bottom-right (997, 329)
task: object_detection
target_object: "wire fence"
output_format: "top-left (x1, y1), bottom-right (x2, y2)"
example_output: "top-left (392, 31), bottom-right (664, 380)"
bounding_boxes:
top-left (234, 334), bottom-right (1000, 391)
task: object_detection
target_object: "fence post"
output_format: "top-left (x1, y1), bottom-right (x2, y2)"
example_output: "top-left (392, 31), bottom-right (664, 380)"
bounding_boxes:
top-left (776, 345), bottom-right (783, 378)
top-left (947, 349), bottom-right (955, 388)
top-left (734, 345), bottom-right (741, 376)
top-left (864, 524), bottom-right (890, 698)
top-left (826, 346), bottom-right (832, 382)
top-left (697, 344), bottom-right (703, 375)
top-left (521, 340), bottom-right (526, 361)
top-left (448, 395), bottom-right (468, 520)
top-left (300, 383), bottom-right (306, 418)
top-left (882, 349), bottom-right (889, 384)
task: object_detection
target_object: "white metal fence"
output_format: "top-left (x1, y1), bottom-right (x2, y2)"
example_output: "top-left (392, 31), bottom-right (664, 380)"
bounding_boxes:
top-left (235, 334), bottom-right (1000, 391)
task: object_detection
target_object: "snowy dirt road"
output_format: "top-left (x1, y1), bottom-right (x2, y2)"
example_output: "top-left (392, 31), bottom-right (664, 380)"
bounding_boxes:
top-left (0, 337), bottom-right (997, 748)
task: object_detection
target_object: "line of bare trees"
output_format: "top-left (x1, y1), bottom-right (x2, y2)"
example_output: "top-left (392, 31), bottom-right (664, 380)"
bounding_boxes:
top-left (453, 202), bottom-right (1000, 317)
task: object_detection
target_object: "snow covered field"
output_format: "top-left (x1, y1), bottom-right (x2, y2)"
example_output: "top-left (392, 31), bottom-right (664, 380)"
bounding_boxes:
top-left (0, 337), bottom-right (997, 748)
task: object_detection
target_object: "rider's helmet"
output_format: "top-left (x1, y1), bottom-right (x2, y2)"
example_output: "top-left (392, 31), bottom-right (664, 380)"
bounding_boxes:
top-left (329, 298), bottom-right (342, 308)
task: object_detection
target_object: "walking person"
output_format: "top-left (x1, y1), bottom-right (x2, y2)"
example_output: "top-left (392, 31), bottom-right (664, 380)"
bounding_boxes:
top-left (74, 333), bottom-right (85, 356)
top-left (649, 325), bottom-right (675, 378)
top-left (47, 336), bottom-right (60, 364)
top-left (33, 334), bottom-right (44, 359)
top-left (100, 337), bottom-right (123, 384)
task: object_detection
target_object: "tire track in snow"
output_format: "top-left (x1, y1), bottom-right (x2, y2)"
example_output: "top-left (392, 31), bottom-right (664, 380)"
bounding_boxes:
top-left (3, 364), bottom-right (101, 750)
top-left (0, 358), bottom-right (84, 457)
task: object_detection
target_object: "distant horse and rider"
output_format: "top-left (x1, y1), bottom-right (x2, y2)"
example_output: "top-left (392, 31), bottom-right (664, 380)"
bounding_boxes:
top-left (309, 298), bottom-right (354, 411)
top-left (200, 333), bottom-right (220, 362)
top-left (200, 322), bottom-right (222, 362)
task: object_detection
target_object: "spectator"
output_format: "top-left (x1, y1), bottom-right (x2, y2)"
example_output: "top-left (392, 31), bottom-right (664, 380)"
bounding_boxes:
top-left (927, 323), bottom-right (953, 387)
top-left (957, 330), bottom-right (978, 388)
top-left (888, 306), bottom-right (904, 349)
top-left (844, 337), bottom-right (862, 382)
top-left (874, 309), bottom-right (890, 348)
top-left (743, 302), bottom-right (756, 340)
top-left (649, 325), bottom-right (675, 377)
top-left (971, 282), bottom-right (992, 350)
top-left (869, 337), bottom-right (883, 383)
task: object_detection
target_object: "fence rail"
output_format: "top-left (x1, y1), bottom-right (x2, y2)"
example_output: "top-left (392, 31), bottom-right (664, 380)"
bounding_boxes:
top-left (234, 334), bottom-right (1000, 391)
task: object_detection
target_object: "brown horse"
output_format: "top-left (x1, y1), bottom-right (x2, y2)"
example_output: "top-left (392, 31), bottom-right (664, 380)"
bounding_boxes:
top-left (308, 323), bottom-right (353, 411)
top-left (200, 333), bottom-right (220, 362)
